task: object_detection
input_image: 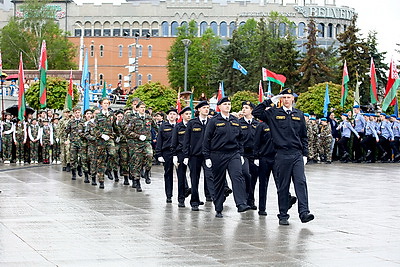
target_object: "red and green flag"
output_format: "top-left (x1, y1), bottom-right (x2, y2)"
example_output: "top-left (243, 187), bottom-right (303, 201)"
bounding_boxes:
top-left (382, 59), bottom-right (400, 111)
top-left (370, 58), bottom-right (378, 104)
top-left (39, 40), bottom-right (47, 108)
top-left (340, 60), bottom-right (349, 107)
top-left (65, 69), bottom-right (73, 110)
top-left (18, 53), bottom-right (26, 121)
top-left (258, 80), bottom-right (263, 103)
top-left (262, 68), bottom-right (286, 87)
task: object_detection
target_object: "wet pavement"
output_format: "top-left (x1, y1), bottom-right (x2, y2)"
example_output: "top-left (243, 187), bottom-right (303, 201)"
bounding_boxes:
top-left (0, 162), bottom-right (399, 266)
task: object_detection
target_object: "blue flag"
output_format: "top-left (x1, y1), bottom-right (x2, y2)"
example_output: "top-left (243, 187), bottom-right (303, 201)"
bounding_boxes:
top-left (267, 81), bottom-right (272, 99)
top-left (323, 83), bottom-right (330, 117)
top-left (81, 50), bottom-right (90, 112)
top-left (220, 81), bottom-right (225, 97)
top-left (232, 60), bottom-right (248, 75)
top-left (395, 98), bottom-right (399, 118)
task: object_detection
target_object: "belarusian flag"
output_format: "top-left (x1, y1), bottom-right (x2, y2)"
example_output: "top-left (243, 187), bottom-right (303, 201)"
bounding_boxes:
top-left (382, 59), bottom-right (400, 111)
top-left (370, 58), bottom-right (378, 104)
top-left (65, 69), bottom-right (73, 110)
top-left (262, 68), bottom-right (286, 87)
top-left (39, 40), bottom-right (47, 108)
top-left (18, 53), bottom-right (26, 121)
top-left (258, 80), bottom-right (263, 103)
top-left (340, 60), bottom-right (349, 107)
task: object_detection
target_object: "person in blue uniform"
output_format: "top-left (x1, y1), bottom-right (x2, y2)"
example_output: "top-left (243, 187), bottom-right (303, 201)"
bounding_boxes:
top-left (337, 113), bottom-right (360, 163)
top-left (376, 113), bottom-right (394, 162)
top-left (252, 88), bottom-right (314, 225)
top-left (203, 96), bottom-right (250, 218)
top-left (156, 108), bottom-right (178, 203)
top-left (352, 105), bottom-right (366, 162)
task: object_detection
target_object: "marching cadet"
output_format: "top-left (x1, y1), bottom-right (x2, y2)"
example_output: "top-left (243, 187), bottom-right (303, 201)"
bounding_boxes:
top-left (13, 119), bottom-right (27, 164)
top-left (114, 110), bottom-right (130, 185)
top-left (156, 108), bottom-right (178, 203)
top-left (390, 115), bottom-right (400, 161)
top-left (40, 119), bottom-right (53, 164)
top-left (317, 118), bottom-right (333, 163)
top-left (124, 101), bottom-right (158, 192)
top-left (377, 113), bottom-right (394, 162)
top-left (252, 88), bottom-right (314, 225)
top-left (337, 113), bottom-right (360, 163)
top-left (171, 106), bottom-right (192, 208)
top-left (28, 118), bottom-right (41, 164)
top-left (360, 114), bottom-right (379, 163)
top-left (80, 109), bottom-right (93, 183)
top-left (308, 117), bottom-right (319, 163)
top-left (183, 101), bottom-right (215, 211)
top-left (239, 101), bottom-right (259, 210)
top-left (1, 112), bottom-right (14, 164)
top-left (58, 110), bottom-right (71, 171)
top-left (203, 97), bottom-right (250, 218)
top-left (93, 98), bottom-right (116, 189)
top-left (65, 107), bottom-right (83, 180)
top-left (52, 118), bottom-right (61, 164)
top-left (352, 105), bottom-right (366, 162)
top-left (84, 108), bottom-right (100, 186)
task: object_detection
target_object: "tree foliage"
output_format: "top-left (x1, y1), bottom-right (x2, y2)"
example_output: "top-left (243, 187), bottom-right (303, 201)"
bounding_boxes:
top-left (26, 76), bottom-right (79, 110)
top-left (0, 0), bottom-right (77, 70)
top-left (231, 90), bottom-right (258, 113)
top-left (126, 82), bottom-right (178, 112)
top-left (295, 82), bottom-right (354, 116)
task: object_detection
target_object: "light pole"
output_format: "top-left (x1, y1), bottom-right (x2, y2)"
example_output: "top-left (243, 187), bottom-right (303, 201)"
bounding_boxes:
top-left (75, 23), bottom-right (84, 71)
top-left (182, 39), bottom-right (191, 92)
top-left (134, 33), bottom-right (139, 88)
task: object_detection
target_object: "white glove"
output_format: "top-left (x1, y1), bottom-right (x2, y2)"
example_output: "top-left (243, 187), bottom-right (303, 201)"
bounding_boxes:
top-left (173, 156), bottom-right (179, 167)
top-left (271, 95), bottom-right (283, 105)
top-left (139, 135), bottom-right (146, 141)
top-left (254, 159), bottom-right (259, 167)
top-left (101, 134), bottom-right (110, 141)
top-left (56, 138), bottom-right (59, 142)
top-left (241, 156), bottom-right (245, 165)
top-left (115, 137), bottom-right (121, 143)
top-left (303, 156), bottom-right (308, 166)
top-left (205, 159), bottom-right (212, 168)
top-left (183, 158), bottom-right (189, 165)
top-left (158, 157), bottom-right (165, 163)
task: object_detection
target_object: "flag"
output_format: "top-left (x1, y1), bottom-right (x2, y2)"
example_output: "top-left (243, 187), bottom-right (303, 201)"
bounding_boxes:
top-left (395, 98), bottom-right (399, 118)
top-left (261, 68), bottom-right (286, 87)
top-left (216, 81), bottom-right (224, 112)
top-left (0, 50), bottom-right (2, 75)
top-left (176, 89), bottom-right (182, 122)
top-left (340, 60), bottom-right (349, 107)
top-left (370, 58), bottom-right (378, 104)
top-left (354, 71), bottom-right (360, 105)
top-left (81, 49), bottom-right (90, 112)
top-left (39, 40), bottom-right (47, 108)
top-left (323, 83), bottom-right (330, 118)
top-left (65, 69), bottom-right (74, 110)
top-left (102, 81), bottom-right (107, 98)
top-left (267, 81), bottom-right (272, 99)
top-left (232, 60), bottom-right (248, 75)
top-left (382, 59), bottom-right (400, 111)
top-left (189, 90), bottom-right (194, 119)
top-left (258, 80), bottom-right (263, 103)
top-left (18, 53), bottom-right (26, 121)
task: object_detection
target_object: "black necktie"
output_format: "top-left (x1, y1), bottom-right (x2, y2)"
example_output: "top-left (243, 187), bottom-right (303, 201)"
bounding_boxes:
top-left (286, 110), bottom-right (291, 115)
top-left (202, 120), bottom-right (206, 125)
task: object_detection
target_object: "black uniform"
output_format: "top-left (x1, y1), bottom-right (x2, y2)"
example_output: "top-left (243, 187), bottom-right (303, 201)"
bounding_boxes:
top-left (155, 121), bottom-right (175, 200)
top-left (253, 99), bottom-right (311, 222)
top-left (239, 117), bottom-right (259, 208)
top-left (203, 113), bottom-right (247, 213)
top-left (171, 121), bottom-right (190, 205)
top-left (183, 117), bottom-right (213, 208)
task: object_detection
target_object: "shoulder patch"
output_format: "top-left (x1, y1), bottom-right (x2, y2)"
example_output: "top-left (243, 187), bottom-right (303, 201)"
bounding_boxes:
top-left (276, 116), bottom-right (286, 120)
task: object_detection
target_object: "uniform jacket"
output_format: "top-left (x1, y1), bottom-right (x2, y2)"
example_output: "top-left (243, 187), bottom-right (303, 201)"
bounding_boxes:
top-left (183, 117), bottom-right (208, 157)
top-left (239, 117), bottom-right (259, 158)
top-left (171, 121), bottom-right (188, 156)
top-left (253, 122), bottom-right (276, 159)
top-left (155, 121), bottom-right (176, 157)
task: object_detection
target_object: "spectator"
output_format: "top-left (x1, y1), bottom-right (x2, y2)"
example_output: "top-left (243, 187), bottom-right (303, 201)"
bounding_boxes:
top-left (198, 92), bottom-right (207, 101)
top-left (209, 93), bottom-right (217, 111)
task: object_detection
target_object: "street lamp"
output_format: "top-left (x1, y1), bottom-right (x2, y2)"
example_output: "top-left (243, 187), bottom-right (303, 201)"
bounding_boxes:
top-left (182, 39), bottom-right (191, 92)
top-left (75, 23), bottom-right (84, 71)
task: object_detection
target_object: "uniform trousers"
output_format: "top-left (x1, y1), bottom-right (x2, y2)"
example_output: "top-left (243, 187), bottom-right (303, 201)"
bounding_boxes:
top-left (242, 156), bottom-right (259, 206)
top-left (189, 154), bottom-right (214, 206)
top-left (162, 150), bottom-right (174, 198)
top-left (258, 156), bottom-right (276, 212)
top-left (176, 152), bottom-right (189, 204)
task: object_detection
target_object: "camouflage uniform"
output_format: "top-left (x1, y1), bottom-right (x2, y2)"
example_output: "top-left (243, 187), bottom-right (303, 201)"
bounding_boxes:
top-left (93, 111), bottom-right (116, 184)
top-left (58, 116), bottom-right (71, 168)
top-left (28, 123), bottom-right (41, 163)
top-left (65, 118), bottom-right (83, 171)
top-left (114, 118), bottom-right (129, 178)
top-left (13, 122), bottom-right (27, 163)
top-left (84, 119), bottom-right (99, 185)
top-left (40, 124), bottom-right (53, 163)
top-left (318, 123), bottom-right (333, 162)
top-left (80, 120), bottom-right (90, 174)
top-left (52, 123), bottom-right (61, 163)
top-left (1, 120), bottom-right (14, 162)
top-left (308, 120), bottom-right (319, 161)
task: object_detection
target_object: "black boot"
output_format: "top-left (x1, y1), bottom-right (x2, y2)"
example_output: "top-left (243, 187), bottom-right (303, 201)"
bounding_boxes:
top-left (62, 167), bottom-right (66, 171)
top-left (113, 170), bottom-right (119, 182)
top-left (91, 175), bottom-right (97, 186)
top-left (105, 169), bottom-right (113, 180)
top-left (71, 169), bottom-right (77, 180)
top-left (132, 179), bottom-right (137, 188)
top-left (84, 172), bottom-right (90, 183)
top-left (77, 166), bottom-right (83, 177)
top-left (99, 181), bottom-right (104, 189)
top-left (144, 169), bottom-right (151, 184)
top-left (123, 176), bottom-right (130, 185)
top-left (136, 179), bottom-right (142, 192)
top-left (66, 163), bottom-right (71, 172)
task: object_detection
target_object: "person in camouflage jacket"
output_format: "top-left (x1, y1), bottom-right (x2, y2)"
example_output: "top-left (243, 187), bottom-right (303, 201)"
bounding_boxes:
top-left (84, 108), bottom-right (100, 186)
top-left (114, 110), bottom-right (129, 185)
top-left (65, 107), bottom-right (84, 180)
top-left (58, 110), bottom-right (71, 171)
top-left (28, 118), bottom-right (41, 164)
top-left (13, 120), bottom-right (27, 164)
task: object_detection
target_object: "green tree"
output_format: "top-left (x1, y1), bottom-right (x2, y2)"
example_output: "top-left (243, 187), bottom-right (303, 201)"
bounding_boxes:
top-left (26, 76), bottom-right (79, 110)
top-left (0, 0), bottom-right (77, 70)
top-left (126, 82), bottom-right (178, 112)
top-left (231, 90), bottom-right (258, 112)
top-left (296, 19), bottom-right (333, 93)
top-left (295, 82), bottom-right (354, 116)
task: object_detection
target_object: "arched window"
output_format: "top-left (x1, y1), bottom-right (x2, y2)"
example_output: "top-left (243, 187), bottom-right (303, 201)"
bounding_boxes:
top-left (171, 21), bottom-right (179, 36)
top-left (148, 45), bottom-right (152, 58)
top-left (161, 21), bottom-right (169, 37)
top-left (200, 21), bottom-right (207, 36)
top-left (229, 22), bottom-right (236, 37)
top-left (99, 45), bottom-right (104, 57)
top-left (239, 21), bottom-right (245, 27)
top-left (118, 45), bottom-right (123, 57)
top-left (138, 45), bottom-right (143, 58)
top-left (99, 74), bottom-right (104, 85)
top-left (75, 28), bottom-right (82, 37)
top-left (318, 23), bottom-right (325, 37)
top-left (219, 22), bottom-right (227, 37)
top-left (147, 74), bottom-right (152, 82)
top-left (118, 74), bottom-right (122, 81)
top-left (128, 45), bottom-right (133, 58)
top-left (138, 74), bottom-right (142, 86)
top-left (90, 44), bottom-right (94, 57)
top-left (210, 21), bottom-right (218, 35)
top-left (298, 22), bottom-right (306, 37)
top-left (288, 22), bottom-right (296, 36)
top-left (336, 24), bottom-right (342, 36)
top-left (278, 22), bottom-right (286, 37)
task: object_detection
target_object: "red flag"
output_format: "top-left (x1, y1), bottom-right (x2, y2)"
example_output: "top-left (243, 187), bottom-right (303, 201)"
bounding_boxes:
top-left (258, 80), bottom-right (263, 103)
top-left (18, 53), bottom-right (26, 121)
top-left (370, 58), bottom-right (378, 104)
top-left (340, 60), bottom-right (349, 107)
top-left (216, 83), bottom-right (223, 112)
top-left (39, 40), bottom-right (47, 108)
top-left (176, 89), bottom-right (182, 122)
top-left (65, 69), bottom-right (74, 110)
top-left (384, 59), bottom-right (398, 106)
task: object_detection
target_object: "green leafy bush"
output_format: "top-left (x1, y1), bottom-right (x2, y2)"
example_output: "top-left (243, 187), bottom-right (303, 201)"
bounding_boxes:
top-left (231, 90), bottom-right (259, 112)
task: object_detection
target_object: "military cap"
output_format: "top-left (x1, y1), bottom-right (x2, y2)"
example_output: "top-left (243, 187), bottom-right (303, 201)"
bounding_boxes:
top-left (4, 112), bottom-right (11, 116)
top-left (278, 88), bottom-right (294, 95)
top-left (195, 100), bottom-right (209, 110)
top-left (242, 101), bottom-right (255, 109)
top-left (42, 118), bottom-right (49, 122)
top-left (166, 108), bottom-right (178, 115)
top-left (179, 106), bottom-right (191, 115)
top-left (341, 113), bottom-right (348, 117)
top-left (72, 107), bottom-right (81, 112)
top-left (380, 113), bottom-right (387, 116)
top-left (310, 117), bottom-right (316, 121)
top-left (320, 118), bottom-right (327, 121)
top-left (304, 113), bottom-right (310, 117)
top-left (136, 101), bottom-right (146, 108)
top-left (364, 113), bottom-right (371, 117)
top-left (353, 105), bottom-right (360, 109)
top-left (63, 109), bottom-right (71, 113)
top-left (386, 115), bottom-right (391, 119)
top-left (217, 96), bottom-right (231, 105)
top-left (115, 109), bottom-right (124, 115)
top-left (391, 114), bottom-right (397, 118)
top-left (92, 106), bottom-right (100, 111)
top-left (84, 108), bottom-right (93, 115)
